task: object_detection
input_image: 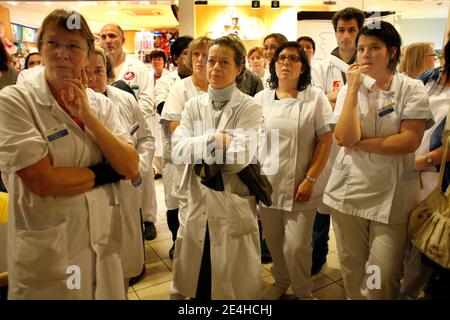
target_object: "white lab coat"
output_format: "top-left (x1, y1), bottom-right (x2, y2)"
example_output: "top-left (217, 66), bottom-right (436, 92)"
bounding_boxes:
top-left (254, 87), bottom-right (333, 299)
top-left (0, 67), bottom-right (131, 299)
top-left (116, 56), bottom-right (158, 223)
top-left (171, 87), bottom-right (262, 299)
top-left (415, 84), bottom-right (450, 198)
top-left (155, 70), bottom-right (180, 107)
top-left (254, 87), bottom-right (333, 212)
top-left (161, 76), bottom-right (205, 201)
top-left (161, 76), bottom-right (206, 296)
top-left (149, 68), bottom-right (171, 100)
top-left (310, 57), bottom-right (345, 214)
top-left (155, 71), bottom-right (181, 210)
top-left (105, 86), bottom-right (155, 278)
top-left (263, 69), bottom-right (271, 89)
top-left (323, 73), bottom-right (434, 224)
top-left (115, 54), bottom-right (155, 118)
top-left (148, 68), bottom-right (169, 159)
top-left (311, 57), bottom-right (346, 94)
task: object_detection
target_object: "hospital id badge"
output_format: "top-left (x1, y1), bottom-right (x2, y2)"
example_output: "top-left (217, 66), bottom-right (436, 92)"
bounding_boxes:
top-left (378, 102), bottom-right (395, 118)
top-left (46, 124), bottom-right (69, 142)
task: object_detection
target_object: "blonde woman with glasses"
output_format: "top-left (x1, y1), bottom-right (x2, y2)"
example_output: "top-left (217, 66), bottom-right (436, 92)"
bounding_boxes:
top-left (0, 10), bottom-right (138, 299)
top-left (400, 42), bottom-right (436, 79)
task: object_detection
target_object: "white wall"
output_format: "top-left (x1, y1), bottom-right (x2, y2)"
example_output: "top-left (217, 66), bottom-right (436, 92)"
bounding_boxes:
top-left (398, 18), bottom-right (447, 50)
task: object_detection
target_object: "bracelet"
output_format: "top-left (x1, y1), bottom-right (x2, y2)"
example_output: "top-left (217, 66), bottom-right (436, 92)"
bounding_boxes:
top-left (425, 153), bottom-right (433, 166)
top-left (306, 175), bottom-right (316, 183)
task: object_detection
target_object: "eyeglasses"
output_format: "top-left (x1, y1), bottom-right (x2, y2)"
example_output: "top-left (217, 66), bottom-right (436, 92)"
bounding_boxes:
top-left (41, 40), bottom-right (86, 53)
top-left (276, 55), bottom-right (301, 64)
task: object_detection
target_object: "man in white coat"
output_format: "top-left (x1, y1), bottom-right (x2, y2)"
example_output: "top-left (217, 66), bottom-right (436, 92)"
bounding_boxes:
top-left (310, 7), bottom-right (365, 275)
top-left (100, 24), bottom-right (158, 242)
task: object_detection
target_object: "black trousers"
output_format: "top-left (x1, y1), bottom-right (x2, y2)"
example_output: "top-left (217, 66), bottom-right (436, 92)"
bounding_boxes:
top-left (166, 208), bottom-right (179, 242)
top-left (194, 224), bottom-right (211, 300)
top-left (311, 212), bottom-right (330, 262)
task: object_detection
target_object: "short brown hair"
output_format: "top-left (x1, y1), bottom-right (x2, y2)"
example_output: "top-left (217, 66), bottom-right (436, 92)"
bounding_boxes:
top-left (211, 35), bottom-right (247, 69)
top-left (332, 7), bottom-right (365, 32)
top-left (247, 47), bottom-right (264, 60)
top-left (185, 36), bottom-right (213, 71)
top-left (93, 46), bottom-right (114, 82)
top-left (37, 9), bottom-right (95, 56)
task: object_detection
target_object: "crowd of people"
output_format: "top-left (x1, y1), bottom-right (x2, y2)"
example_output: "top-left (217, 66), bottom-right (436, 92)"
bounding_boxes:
top-left (0, 6), bottom-right (449, 300)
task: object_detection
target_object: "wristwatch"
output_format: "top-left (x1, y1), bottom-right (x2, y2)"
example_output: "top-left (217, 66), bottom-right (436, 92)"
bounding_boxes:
top-left (425, 154), bottom-right (433, 166)
top-left (306, 175), bottom-right (316, 183)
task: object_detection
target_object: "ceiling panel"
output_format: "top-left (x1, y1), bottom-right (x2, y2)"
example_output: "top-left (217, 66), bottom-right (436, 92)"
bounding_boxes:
top-left (2, 1), bottom-right (179, 32)
top-left (1, 0), bottom-right (449, 33)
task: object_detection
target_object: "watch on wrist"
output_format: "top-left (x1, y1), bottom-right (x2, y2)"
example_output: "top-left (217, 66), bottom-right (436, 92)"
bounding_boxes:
top-left (425, 154), bottom-right (433, 166)
top-left (306, 175), bottom-right (316, 183)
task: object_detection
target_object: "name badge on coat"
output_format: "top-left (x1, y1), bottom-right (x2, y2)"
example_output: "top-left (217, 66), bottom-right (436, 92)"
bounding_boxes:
top-left (46, 124), bottom-right (69, 142)
top-left (378, 102), bottom-right (395, 117)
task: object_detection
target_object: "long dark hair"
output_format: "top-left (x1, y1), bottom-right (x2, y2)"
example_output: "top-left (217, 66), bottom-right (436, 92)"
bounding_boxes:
top-left (268, 41), bottom-right (311, 92)
top-left (0, 40), bottom-right (9, 73)
top-left (441, 39), bottom-right (450, 86)
top-left (24, 52), bottom-right (40, 69)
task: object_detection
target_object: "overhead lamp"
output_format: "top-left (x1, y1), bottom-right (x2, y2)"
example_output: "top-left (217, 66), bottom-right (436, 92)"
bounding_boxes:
top-left (271, 1), bottom-right (280, 9)
top-left (251, 1), bottom-right (260, 8)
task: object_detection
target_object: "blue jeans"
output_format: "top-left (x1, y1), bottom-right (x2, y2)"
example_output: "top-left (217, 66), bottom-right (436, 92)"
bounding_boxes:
top-left (311, 212), bottom-right (330, 262)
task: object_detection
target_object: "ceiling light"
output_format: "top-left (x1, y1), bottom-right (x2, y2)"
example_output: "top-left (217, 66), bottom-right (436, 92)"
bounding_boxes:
top-left (251, 1), bottom-right (260, 9)
top-left (7, 1), bottom-right (19, 5)
top-left (271, 1), bottom-right (280, 9)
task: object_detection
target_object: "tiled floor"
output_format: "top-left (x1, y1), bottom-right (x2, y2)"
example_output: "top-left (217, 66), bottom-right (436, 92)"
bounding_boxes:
top-left (128, 179), bottom-right (345, 300)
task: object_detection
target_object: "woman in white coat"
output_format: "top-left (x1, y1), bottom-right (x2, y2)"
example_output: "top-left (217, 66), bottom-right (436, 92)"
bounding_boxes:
top-left (160, 36), bottom-right (212, 299)
top-left (323, 21), bottom-right (433, 299)
top-left (254, 41), bottom-right (333, 299)
top-left (86, 47), bottom-right (155, 293)
top-left (0, 10), bottom-right (139, 299)
top-left (161, 36), bottom-right (212, 235)
top-left (171, 35), bottom-right (262, 300)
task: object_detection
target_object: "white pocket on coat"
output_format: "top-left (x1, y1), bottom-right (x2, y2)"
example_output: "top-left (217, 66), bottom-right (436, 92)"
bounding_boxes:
top-left (324, 162), bottom-right (350, 203)
top-left (228, 193), bottom-right (258, 237)
top-left (15, 221), bottom-right (69, 282)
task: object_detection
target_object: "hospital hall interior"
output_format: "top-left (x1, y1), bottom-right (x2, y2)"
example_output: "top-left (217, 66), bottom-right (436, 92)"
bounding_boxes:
top-left (1, 0), bottom-right (450, 301)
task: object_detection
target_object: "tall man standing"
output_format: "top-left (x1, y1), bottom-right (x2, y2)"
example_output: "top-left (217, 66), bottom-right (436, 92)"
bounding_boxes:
top-left (311, 7), bottom-right (365, 275)
top-left (100, 24), bottom-right (158, 243)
